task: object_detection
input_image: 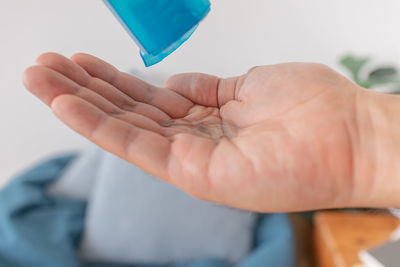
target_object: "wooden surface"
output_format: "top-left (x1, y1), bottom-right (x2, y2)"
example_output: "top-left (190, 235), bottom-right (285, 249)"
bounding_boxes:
top-left (314, 211), bottom-right (400, 267)
top-left (291, 214), bottom-right (315, 267)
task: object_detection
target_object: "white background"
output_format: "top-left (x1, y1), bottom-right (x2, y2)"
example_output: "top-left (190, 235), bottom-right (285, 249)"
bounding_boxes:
top-left (1, 0), bottom-right (399, 186)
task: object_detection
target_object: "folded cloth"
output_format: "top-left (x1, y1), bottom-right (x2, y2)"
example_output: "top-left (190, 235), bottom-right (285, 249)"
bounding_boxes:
top-left (0, 155), bottom-right (296, 267)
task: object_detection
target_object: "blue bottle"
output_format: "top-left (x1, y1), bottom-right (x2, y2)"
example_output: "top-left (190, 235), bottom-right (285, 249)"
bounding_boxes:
top-left (103, 0), bottom-right (211, 66)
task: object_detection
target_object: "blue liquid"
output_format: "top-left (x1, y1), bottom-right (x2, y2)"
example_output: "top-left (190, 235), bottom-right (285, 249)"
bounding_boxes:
top-left (104, 0), bottom-right (210, 66)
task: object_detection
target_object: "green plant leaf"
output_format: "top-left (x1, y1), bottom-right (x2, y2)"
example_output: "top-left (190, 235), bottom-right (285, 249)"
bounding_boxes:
top-left (340, 55), bottom-right (370, 85)
top-left (369, 67), bottom-right (398, 79)
top-left (366, 67), bottom-right (400, 87)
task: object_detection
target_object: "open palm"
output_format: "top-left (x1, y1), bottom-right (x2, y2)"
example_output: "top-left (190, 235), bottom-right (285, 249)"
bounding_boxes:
top-left (23, 53), bottom-right (363, 212)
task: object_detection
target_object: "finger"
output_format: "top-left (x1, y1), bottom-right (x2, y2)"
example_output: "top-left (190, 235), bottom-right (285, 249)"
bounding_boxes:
top-left (113, 111), bottom-right (163, 133)
top-left (23, 65), bottom-right (113, 109)
top-left (36, 53), bottom-right (170, 122)
top-left (23, 66), bottom-right (162, 133)
top-left (51, 94), bottom-right (171, 180)
top-left (84, 77), bottom-right (171, 122)
top-left (36, 52), bottom-right (91, 86)
top-left (71, 53), bottom-right (193, 118)
top-left (164, 73), bottom-right (241, 107)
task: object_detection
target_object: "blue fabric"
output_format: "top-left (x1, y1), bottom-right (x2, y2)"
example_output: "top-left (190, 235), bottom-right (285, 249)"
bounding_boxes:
top-left (0, 155), bottom-right (296, 267)
top-left (0, 155), bottom-right (84, 267)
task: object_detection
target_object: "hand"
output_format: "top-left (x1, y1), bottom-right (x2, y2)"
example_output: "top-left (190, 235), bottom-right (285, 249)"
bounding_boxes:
top-left (22, 53), bottom-right (397, 212)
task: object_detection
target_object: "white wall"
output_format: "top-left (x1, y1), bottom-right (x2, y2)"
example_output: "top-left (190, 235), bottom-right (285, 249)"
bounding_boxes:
top-left (1, 0), bottom-right (399, 186)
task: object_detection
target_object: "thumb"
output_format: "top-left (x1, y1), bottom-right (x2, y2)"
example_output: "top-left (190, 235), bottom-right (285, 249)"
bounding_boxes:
top-left (164, 73), bottom-right (240, 107)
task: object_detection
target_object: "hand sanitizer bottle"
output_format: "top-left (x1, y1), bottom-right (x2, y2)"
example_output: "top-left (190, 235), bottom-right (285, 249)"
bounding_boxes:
top-left (103, 0), bottom-right (211, 66)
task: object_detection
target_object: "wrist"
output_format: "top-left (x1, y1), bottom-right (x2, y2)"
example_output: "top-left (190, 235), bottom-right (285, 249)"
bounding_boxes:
top-left (353, 89), bottom-right (400, 208)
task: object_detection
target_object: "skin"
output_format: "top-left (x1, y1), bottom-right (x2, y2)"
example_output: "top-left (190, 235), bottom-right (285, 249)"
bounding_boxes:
top-left (23, 53), bottom-right (400, 212)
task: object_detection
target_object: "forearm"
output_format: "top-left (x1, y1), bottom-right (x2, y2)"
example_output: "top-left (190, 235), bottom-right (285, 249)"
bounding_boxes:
top-left (354, 89), bottom-right (400, 208)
